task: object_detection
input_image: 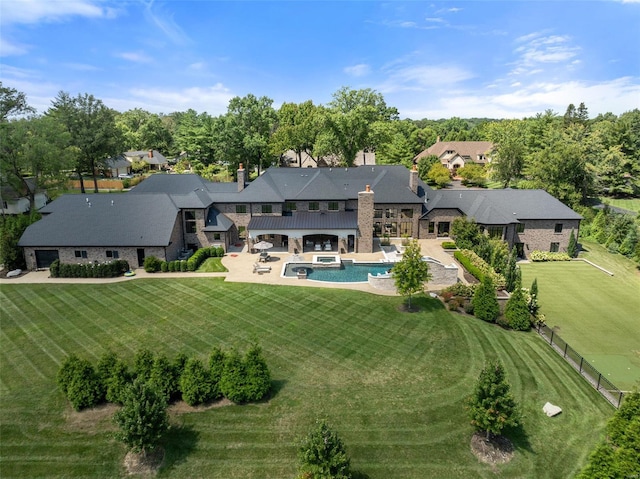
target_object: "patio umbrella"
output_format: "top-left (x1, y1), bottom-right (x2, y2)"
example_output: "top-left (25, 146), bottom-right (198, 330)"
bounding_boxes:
top-left (253, 241), bottom-right (274, 251)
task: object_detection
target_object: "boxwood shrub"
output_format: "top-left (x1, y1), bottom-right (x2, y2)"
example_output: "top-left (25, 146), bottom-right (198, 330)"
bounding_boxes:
top-left (49, 259), bottom-right (130, 278)
top-left (441, 241), bottom-right (457, 250)
top-left (143, 255), bottom-right (162, 273)
top-left (454, 249), bottom-right (506, 289)
top-left (530, 250), bottom-right (572, 262)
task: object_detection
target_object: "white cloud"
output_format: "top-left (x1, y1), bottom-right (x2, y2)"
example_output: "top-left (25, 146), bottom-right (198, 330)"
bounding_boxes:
top-left (121, 84), bottom-right (235, 115)
top-left (344, 64), bottom-right (371, 77)
top-left (62, 62), bottom-right (100, 71)
top-left (511, 33), bottom-right (580, 76)
top-left (0, 0), bottom-right (116, 25)
top-left (378, 64), bottom-right (474, 93)
top-left (0, 36), bottom-right (29, 56)
top-left (396, 77), bottom-right (640, 119)
top-left (425, 17), bottom-right (445, 23)
top-left (189, 62), bottom-right (206, 71)
top-left (143, 0), bottom-right (190, 45)
top-left (116, 51), bottom-right (153, 63)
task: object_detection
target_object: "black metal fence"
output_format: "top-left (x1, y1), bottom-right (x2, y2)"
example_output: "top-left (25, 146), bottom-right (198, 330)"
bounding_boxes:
top-left (536, 324), bottom-right (625, 408)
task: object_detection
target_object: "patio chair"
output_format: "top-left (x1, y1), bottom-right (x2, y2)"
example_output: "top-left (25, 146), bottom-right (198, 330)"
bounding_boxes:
top-left (314, 243), bottom-right (322, 251)
top-left (253, 263), bottom-right (272, 274)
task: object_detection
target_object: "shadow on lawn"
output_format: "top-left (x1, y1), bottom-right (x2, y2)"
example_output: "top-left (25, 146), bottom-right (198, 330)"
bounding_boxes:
top-left (506, 423), bottom-right (534, 454)
top-left (408, 295), bottom-right (446, 313)
top-left (160, 423), bottom-right (199, 473)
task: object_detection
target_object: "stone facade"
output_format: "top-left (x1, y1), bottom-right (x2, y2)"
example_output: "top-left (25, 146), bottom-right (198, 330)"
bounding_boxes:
top-left (419, 209), bottom-right (463, 239)
top-left (357, 186), bottom-right (374, 253)
top-left (506, 219), bottom-right (581, 256)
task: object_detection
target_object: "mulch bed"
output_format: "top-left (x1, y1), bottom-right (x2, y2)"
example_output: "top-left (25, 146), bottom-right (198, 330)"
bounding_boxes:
top-left (470, 432), bottom-right (514, 466)
top-left (124, 448), bottom-right (165, 476)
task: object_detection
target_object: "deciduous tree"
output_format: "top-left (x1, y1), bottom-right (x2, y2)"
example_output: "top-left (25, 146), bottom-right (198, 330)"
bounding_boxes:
top-left (392, 239), bottom-right (431, 310)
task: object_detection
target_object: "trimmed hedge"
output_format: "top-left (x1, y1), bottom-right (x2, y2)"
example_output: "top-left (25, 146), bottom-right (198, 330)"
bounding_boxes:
top-left (530, 250), bottom-right (572, 262)
top-left (49, 259), bottom-right (130, 278)
top-left (454, 249), bottom-right (506, 289)
top-left (187, 246), bottom-right (223, 271)
top-left (441, 241), bottom-right (457, 250)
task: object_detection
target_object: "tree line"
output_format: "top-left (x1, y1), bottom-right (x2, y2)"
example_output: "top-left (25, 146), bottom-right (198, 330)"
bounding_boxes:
top-left (1, 82), bottom-right (639, 210)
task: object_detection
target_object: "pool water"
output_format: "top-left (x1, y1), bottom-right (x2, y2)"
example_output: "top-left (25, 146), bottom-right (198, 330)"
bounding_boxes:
top-left (284, 260), bottom-right (392, 283)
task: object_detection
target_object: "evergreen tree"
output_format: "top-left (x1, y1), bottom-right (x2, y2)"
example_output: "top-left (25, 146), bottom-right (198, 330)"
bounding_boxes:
top-left (179, 358), bottom-right (215, 406)
top-left (219, 349), bottom-right (249, 403)
top-left (133, 349), bottom-right (155, 382)
top-left (297, 419), bottom-right (352, 479)
top-left (208, 347), bottom-right (226, 400)
top-left (113, 379), bottom-right (169, 456)
top-left (504, 274), bottom-right (531, 331)
top-left (472, 276), bottom-right (500, 323)
top-left (468, 360), bottom-right (520, 440)
top-left (392, 239), bottom-right (431, 310)
top-left (244, 343), bottom-right (271, 402)
top-left (619, 226), bottom-right (638, 257)
top-left (568, 229), bottom-right (578, 258)
top-left (504, 247), bottom-right (518, 292)
top-left (149, 355), bottom-right (180, 402)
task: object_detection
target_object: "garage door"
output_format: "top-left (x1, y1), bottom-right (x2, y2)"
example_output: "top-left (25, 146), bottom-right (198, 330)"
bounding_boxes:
top-left (35, 250), bottom-right (59, 268)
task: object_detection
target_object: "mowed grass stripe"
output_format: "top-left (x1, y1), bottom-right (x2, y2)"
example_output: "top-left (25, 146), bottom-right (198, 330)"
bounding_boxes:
top-left (0, 281), bottom-right (613, 479)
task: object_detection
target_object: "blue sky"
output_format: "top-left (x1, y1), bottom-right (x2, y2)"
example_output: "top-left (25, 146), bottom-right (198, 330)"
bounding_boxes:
top-left (1, 0), bottom-right (639, 119)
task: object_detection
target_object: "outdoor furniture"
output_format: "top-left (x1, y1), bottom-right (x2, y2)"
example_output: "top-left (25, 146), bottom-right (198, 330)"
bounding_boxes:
top-left (314, 243), bottom-right (322, 251)
top-left (253, 263), bottom-right (272, 274)
top-left (259, 251), bottom-right (271, 262)
top-left (297, 268), bottom-right (307, 279)
top-left (324, 243), bottom-right (332, 251)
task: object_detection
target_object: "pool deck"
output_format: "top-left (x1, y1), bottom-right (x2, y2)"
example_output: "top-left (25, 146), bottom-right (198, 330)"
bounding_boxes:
top-left (1, 240), bottom-right (465, 296)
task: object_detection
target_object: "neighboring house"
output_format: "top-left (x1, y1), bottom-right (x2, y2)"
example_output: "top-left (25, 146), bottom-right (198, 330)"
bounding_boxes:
top-left (104, 155), bottom-right (133, 178)
top-left (19, 164), bottom-right (581, 269)
top-left (281, 149), bottom-right (376, 168)
top-left (0, 178), bottom-right (49, 215)
top-left (414, 140), bottom-right (493, 172)
top-left (124, 150), bottom-right (169, 171)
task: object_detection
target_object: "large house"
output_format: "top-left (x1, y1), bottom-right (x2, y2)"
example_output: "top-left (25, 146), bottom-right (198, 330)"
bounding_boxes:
top-left (414, 140), bottom-right (493, 172)
top-left (1, 178), bottom-right (49, 215)
top-left (19, 164), bottom-right (581, 269)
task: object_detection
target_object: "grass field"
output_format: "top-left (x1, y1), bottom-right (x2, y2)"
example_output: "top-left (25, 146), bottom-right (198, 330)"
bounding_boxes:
top-left (520, 240), bottom-right (640, 391)
top-left (600, 197), bottom-right (640, 213)
top-left (0, 280), bottom-right (612, 478)
top-left (195, 257), bottom-right (227, 272)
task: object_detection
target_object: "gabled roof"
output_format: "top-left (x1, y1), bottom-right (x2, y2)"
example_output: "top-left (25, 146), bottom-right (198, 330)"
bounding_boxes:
top-left (204, 207), bottom-right (234, 232)
top-left (240, 166), bottom-right (427, 204)
top-left (425, 189), bottom-right (582, 224)
top-left (124, 150), bottom-right (169, 166)
top-left (19, 194), bottom-right (179, 247)
top-left (414, 141), bottom-right (493, 162)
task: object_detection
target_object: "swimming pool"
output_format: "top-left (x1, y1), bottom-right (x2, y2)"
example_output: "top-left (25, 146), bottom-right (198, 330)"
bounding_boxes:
top-left (283, 260), bottom-right (392, 283)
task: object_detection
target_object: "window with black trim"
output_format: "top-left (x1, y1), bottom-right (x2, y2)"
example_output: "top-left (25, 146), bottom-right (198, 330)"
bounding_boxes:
top-left (185, 210), bottom-right (196, 233)
top-left (516, 223), bottom-right (525, 233)
top-left (550, 242), bottom-right (559, 252)
top-left (75, 250), bottom-right (87, 258)
top-left (374, 209), bottom-right (383, 219)
top-left (554, 223), bottom-right (563, 233)
top-left (106, 250), bottom-right (119, 259)
top-left (285, 202), bottom-right (297, 211)
top-left (428, 222), bottom-right (435, 234)
top-left (235, 205), bottom-right (247, 214)
top-left (261, 204), bottom-right (272, 214)
top-left (328, 202), bottom-right (339, 211)
top-left (401, 209), bottom-right (413, 219)
top-left (309, 202), bottom-right (319, 211)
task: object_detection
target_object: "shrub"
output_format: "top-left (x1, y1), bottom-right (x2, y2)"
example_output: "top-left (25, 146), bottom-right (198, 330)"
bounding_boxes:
top-left (455, 249), bottom-right (506, 289)
top-left (209, 347), bottom-right (226, 400)
top-left (504, 288), bottom-right (532, 331)
top-left (215, 246), bottom-right (225, 257)
top-left (244, 343), bottom-right (271, 402)
top-left (464, 301), bottom-right (475, 315)
top-left (143, 255), bottom-right (162, 273)
top-left (47, 260), bottom-right (129, 278)
top-left (472, 276), bottom-right (500, 323)
top-left (105, 360), bottom-right (131, 405)
top-left (50, 259), bottom-right (60, 277)
top-left (168, 261), bottom-right (176, 272)
top-left (160, 261), bottom-right (168, 272)
top-left (220, 349), bottom-right (249, 403)
top-left (149, 355), bottom-right (180, 402)
top-left (440, 283), bottom-right (476, 299)
top-left (180, 260), bottom-right (187, 272)
top-left (297, 420), bottom-right (351, 479)
top-left (57, 355), bottom-right (104, 411)
top-left (530, 250), bottom-right (572, 262)
top-left (133, 349), bottom-right (155, 382)
top-left (441, 241), bottom-right (457, 250)
top-left (180, 358), bottom-right (215, 406)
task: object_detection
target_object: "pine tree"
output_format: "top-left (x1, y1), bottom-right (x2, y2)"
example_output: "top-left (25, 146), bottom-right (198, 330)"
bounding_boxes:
top-left (468, 360), bottom-right (520, 440)
top-left (113, 379), bottom-right (169, 456)
top-left (472, 276), bottom-right (499, 322)
top-left (179, 358), bottom-right (215, 406)
top-left (244, 343), bottom-right (271, 402)
top-left (297, 419), bottom-right (352, 479)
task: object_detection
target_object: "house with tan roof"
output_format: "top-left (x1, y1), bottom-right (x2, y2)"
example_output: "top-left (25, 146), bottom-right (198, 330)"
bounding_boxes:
top-left (414, 140), bottom-right (493, 172)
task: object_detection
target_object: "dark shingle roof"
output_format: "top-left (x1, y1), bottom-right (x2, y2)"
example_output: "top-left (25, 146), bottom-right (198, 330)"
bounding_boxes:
top-left (239, 166), bottom-right (427, 204)
top-left (248, 211), bottom-right (358, 230)
top-left (426, 189), bottom-right (582, 224)
top-left (204, 207), bottom-right (235, 232)
top-left (19, 194), bottom-right (179, 247)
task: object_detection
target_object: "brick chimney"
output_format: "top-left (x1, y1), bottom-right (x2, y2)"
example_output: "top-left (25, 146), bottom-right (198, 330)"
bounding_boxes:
top-left (237, 163), bottom-right (245, 192)
top-left (357, 185), bottom-right (374, 253)
top-left (409, 164), bottom-right (418, 194)
top-left (148, 149), bottom-right (153, 159)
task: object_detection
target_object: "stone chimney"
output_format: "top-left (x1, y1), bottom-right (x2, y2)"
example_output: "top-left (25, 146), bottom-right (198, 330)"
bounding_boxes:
top-left (409, 164), bottom-right (418, 194)
top-left (357, 185), bottom-right (374, 253)
top-left (148, 149), bottom-right (153, 159)
top-left (237, 163), bottom-right (245, 192)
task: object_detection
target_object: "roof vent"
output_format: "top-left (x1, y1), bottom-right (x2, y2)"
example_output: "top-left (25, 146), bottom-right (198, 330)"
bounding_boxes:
top-left (111, 200), bottom-right (114, 206)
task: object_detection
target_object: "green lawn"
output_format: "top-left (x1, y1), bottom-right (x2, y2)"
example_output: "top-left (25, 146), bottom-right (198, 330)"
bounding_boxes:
top-left (1, 280), bottom-right (612, 478)
top-left (195, 257), bottom-right (228, 272)
top-left (520, 240), bottom-right (640, 391)
top-left (600, 197), bottom-right (640, 213)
